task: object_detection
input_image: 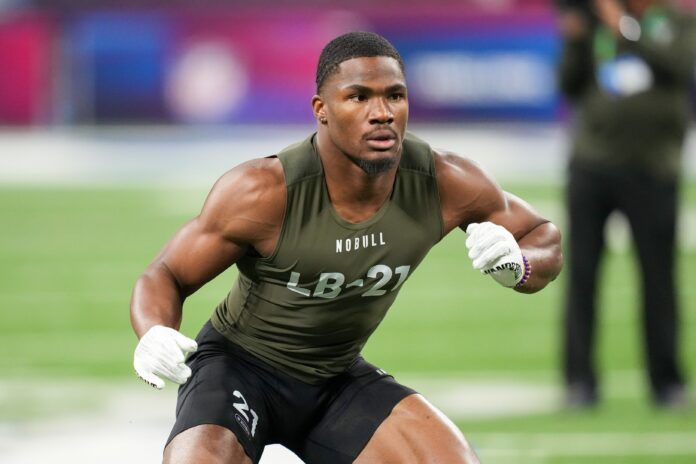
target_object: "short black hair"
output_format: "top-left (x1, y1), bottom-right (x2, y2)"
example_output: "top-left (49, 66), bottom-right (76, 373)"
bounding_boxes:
top-left (315, 31), bottom-right (405, 93)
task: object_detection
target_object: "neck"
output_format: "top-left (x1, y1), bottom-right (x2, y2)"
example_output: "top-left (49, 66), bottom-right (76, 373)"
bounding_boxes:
top-left (315, 129), bottom-right (399, 223)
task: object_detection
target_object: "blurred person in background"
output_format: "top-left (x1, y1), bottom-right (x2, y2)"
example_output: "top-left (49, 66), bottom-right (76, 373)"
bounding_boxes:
top-left (130, 31), bottom-right (562, 464)
top-left (558, 0), bottom-right (696, 409)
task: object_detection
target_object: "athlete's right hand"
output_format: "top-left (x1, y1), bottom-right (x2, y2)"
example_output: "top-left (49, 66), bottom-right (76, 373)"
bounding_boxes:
top-left (133, 325), bottom-right (198, 389)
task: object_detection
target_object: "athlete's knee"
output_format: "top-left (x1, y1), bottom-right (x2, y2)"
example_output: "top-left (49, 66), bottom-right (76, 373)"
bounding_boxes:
top-left (398, 395), bottom-right (478, 463)
top-left (164, 424), bottom-right (252, 464)
top-left (357, 394), bottom-right (479, 464)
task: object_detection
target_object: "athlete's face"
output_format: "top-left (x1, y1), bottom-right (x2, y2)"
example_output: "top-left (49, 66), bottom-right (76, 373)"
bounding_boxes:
top-left (313, 56), bottom-right (408, 174)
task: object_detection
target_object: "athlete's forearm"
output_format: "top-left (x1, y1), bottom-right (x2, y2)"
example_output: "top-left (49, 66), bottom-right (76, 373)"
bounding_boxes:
top-left (516, 221), bottom-right (563, 294)
top-left (130, 261), bottom-right (186, 339)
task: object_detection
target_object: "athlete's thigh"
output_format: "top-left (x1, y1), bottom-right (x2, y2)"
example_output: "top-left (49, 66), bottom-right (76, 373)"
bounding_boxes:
top-left (164, 424), bottom-right (252, 464)
top-left (298, 359), bottom-right (417, 463)
top-left (165, 322), bottom-right (272, 463)
top-left (356, 394), bottom-right (479, 464)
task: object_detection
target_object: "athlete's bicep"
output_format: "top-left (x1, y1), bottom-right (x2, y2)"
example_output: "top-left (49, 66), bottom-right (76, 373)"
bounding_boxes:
top-left (437, 152), bottom-right (506, 233)
top-left (155, 216), bottom-right (247, 297)
top-left (481, 192), bottom-right (550, 242)
top-left (435, 152), bottom-right (548, 238)
top-left (152, 157), bottom-right (285, 296)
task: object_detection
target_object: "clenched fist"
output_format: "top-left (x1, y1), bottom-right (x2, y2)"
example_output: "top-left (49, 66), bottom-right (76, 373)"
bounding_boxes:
top-left (134, 325), bottom-right (198, 389)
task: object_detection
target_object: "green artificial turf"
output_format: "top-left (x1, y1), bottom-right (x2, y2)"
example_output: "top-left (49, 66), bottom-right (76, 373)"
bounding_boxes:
top-left (1, 183), bottom-right (694, 463)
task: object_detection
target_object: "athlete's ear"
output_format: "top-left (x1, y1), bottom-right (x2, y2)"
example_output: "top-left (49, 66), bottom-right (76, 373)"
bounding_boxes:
top-left (312, 95), bottom-right (327, 125)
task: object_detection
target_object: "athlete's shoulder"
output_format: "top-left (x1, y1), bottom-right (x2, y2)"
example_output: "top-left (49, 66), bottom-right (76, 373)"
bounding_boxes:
top-left (199, 157), bottom-right (286, 244)
top-left (400, 133), bottom-right (491, 187)
top-left (217, 157), bottom-right (285, 195)
top-left (207, 157), bottom-right (284, 211)
top-left (433, 149), bottom-right (499, 192)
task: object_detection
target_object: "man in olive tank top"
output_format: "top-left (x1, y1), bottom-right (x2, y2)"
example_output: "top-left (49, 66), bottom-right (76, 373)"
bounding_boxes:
top-left (131, 32), bottom-right (562, 464)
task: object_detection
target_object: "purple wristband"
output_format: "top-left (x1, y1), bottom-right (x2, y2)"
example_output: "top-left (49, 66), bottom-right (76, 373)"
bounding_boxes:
top-left (515, 255), bottom-right (531, 288)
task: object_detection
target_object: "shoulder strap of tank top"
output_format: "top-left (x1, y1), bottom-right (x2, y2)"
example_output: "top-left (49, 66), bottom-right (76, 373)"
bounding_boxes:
top-left (400, 132), bottom-right (436, 176)
top-left (276, 133), bottom-right (322, 187)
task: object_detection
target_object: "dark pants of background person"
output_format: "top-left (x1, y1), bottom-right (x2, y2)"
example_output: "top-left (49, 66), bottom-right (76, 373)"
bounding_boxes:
top-left (563, 158), bottom-right (685, 402)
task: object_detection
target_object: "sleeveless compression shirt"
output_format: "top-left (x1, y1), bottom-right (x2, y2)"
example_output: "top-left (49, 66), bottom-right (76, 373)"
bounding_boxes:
top-left (211, 132), bottom-right (443, 384)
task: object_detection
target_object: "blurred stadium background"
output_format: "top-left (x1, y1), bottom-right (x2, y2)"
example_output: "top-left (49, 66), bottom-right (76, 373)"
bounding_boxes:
top-left (2, 0), bottom-right (696, 462)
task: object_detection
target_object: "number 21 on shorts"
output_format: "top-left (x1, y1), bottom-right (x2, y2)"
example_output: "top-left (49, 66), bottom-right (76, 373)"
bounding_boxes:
top-left (232, 390), bottom-right (259, 437)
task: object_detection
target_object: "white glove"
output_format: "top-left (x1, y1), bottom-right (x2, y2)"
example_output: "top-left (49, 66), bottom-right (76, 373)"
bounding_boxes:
top-left (465, 222), bottom-right (526, 288)
top-left (134, 325), bottom-right (198, 389)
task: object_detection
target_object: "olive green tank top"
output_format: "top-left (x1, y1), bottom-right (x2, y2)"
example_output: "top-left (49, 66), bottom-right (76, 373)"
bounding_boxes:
top-left (211, 132), bottom-right (443, 384)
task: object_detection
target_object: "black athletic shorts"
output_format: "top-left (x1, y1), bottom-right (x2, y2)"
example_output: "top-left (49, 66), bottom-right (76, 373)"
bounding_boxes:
top-left (167, 321), bottom-right (417, 463)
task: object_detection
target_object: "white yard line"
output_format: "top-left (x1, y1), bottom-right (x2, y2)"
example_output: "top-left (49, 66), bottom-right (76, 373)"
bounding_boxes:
top-left (475, 432), bottom-right (696, 457)
top-left (403, 377), bottom-right (559, 419)
top-left (3, 124), bottom-right (696, 185)
top-left (0, 124), bottom-right (569, 186)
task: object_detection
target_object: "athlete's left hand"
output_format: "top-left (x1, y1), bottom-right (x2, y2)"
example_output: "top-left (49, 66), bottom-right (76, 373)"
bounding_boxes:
top-left (465, 222), bottom-right (525, 288)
